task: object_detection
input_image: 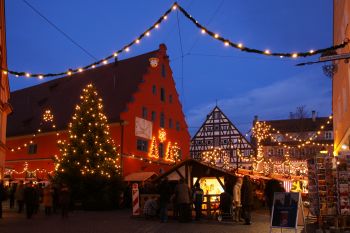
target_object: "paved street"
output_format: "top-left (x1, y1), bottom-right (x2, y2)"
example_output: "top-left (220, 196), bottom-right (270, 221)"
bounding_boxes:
top-left (0, 204), bottom-right (306, 233)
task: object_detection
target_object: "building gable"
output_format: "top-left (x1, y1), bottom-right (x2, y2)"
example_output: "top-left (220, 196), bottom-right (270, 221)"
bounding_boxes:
top-left (190, 106), bottom-right (254, 167)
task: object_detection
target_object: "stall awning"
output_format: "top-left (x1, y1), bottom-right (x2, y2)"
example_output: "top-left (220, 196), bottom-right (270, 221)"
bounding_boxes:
top-left (124, 172), bottom-right (158, 182)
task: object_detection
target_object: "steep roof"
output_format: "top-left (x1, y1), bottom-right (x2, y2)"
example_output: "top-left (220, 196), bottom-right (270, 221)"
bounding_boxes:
top-left (263, 117), bottom-right (333, 133)
top-left (7, 47), bottom-right (161, 137)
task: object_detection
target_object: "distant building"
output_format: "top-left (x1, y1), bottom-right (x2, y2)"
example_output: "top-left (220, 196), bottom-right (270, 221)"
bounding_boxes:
top-left (190, 106), bottom-right (254, 170)
top-left (0, 0), bottom-right (11, 179)
top-left (5, 44), bottom-right (190, 180)
top-left (333, 1), bottom-right (350, 156)
top-left (253, 111), bottom-right (333, 175)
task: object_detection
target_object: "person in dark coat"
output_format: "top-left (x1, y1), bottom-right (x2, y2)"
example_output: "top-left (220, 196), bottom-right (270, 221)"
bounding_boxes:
top-left (264, 179), bottom-right (285, 215)
top-left (52, 185), bottom-right (59, 214)
top-left (193, 183), bottom-right (204, 221)
top-left (59, 184), bottom-right (70, 218)
top-left (158, 177), bottom-right (171, 223)
top-left (15, 180), bottom-right (25, 213)
top-left (9, 183), bottom-right (16, 209)
top-left (24, 181), bottom-right (36, 219)
top-left (175, 179), bottom-right (192, 222)
top-left (241, 176), bottom-right (253, 225)
top-left (0, 180), bottom-right (6, 218)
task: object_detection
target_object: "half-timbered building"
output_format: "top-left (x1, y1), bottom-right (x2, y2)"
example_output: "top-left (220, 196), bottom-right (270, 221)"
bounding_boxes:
top-left (190, 106), bottom-right (254, 170)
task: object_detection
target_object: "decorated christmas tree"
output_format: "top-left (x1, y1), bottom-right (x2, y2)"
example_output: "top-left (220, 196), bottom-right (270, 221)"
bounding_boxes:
top-left (54, 83), bottom-right (122, 209)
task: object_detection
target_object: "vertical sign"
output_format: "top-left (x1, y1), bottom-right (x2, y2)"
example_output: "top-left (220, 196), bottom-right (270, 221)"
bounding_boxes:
top-left (132, 183), bottom-right (140, 216)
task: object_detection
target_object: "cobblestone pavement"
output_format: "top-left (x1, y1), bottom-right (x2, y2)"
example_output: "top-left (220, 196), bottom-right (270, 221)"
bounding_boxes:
top-left (0, 204), bottom-right (304, 233)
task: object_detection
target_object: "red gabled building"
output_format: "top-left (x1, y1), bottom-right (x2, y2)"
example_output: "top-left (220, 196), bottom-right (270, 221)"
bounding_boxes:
top-left (5, 44), bottom-right (190, 180)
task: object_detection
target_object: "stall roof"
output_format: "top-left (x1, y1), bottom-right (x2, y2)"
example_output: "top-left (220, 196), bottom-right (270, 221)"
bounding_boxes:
top-left (124, 172), bottom-right (158, 182)
top-left (153, 159), bottom-right (237, 183)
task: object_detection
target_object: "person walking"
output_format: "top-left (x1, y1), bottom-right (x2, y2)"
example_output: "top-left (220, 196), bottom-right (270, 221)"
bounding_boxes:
top-left (33, 184), bottom-right (41, 214)
top-left (43, 184), bottom-right (53, 216)
top-left (0, 180), bottom-right (6, 219)
top-left (24, 181), bottom-right (36, 219)
top-left (233, 177), bottom-right (243, 222)
top-left (52, 185), bottom-right (59, 214)
top-left (15, 180), bottom-right (24, 213)
top-left (241, 176), bottom-right (253, 225)
top-left (193, 183), bottom-right (204, 221)
top-left (9, 183), bottom-right (16, 209)
top-left (158, 177), bottom-right (171, 223)
top-left (264, 179), bottom-right (285, 215)
top-left (175, 179), bottom-right (191, 222)
top-left (59, 184), bottom-right (70, 218)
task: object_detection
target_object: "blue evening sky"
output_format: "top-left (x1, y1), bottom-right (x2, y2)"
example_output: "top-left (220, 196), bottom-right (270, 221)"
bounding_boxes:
top-left (5, 0), bottom-right (333, 135)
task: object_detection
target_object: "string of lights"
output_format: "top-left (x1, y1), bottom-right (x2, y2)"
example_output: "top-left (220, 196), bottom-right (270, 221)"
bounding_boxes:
top-left (3, 2), bottom-right (347, 79)
top-left (269, 115), bottom-right (333, 146)
top-left (252, 114), bottom-right (334, 174)
top-left (5, 162), bottom-right (54, 176)
top-left (177, 4), bottom-right (348, 58)
top-left (8, 109), bottom-right (60, 153)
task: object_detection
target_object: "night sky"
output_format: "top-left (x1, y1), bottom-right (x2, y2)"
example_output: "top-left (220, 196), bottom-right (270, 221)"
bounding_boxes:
top-left (5, 0), bottom-right (333, 136)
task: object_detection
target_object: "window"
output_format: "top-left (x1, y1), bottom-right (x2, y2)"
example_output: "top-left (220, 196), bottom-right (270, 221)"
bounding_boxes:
top-left (176, 121), bottom-right (180, 131)
top-left (325, 131), bottom-right (333, 140)
top-left (214, 125), bottom-right (219, 131)
top-left (276, 135), bottom-right (283, 142)
top-left (142, 107), bottom-right (148, 119)
top-left (207, 140), bottom-right (212, 145)
top-left (268, 149), bottom-right (274, 156)
top-left (159, 143), bottom-right (164, 158)
top-left (277, 148), bottom-right (283, 156)
top-left (160, 112), bottom-right (165, 128)
top-left (160, 88), bottom-right (165, 102)
top-left (28, 144), bottom-right (37, 154)
top-left (161, 64), bottom-right (166, 78)
top-left (214, 112), bottom-right (220, 119)
top-left (169, 94), bottom-right (173, 103)
top-left (136, 139), bottom-right (148, 152)
top-left (151, 111), bottom-right (156, 122)
top-left (152, 85), bottom-right (156, 95)
top-left (169, 118), bottom-right (173, 128)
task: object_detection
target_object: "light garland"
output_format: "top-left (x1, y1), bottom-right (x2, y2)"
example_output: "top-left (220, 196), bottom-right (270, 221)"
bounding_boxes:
top-left (5, 162), bottom-right (54, 178)
top-left (158, 128), bottom-right (166, 143)
top-left (125, 153), bottom-right (173, 166)
top-left (201, 147), bottom-right (232, 169)
top-left (3, 3), bottom-right (347, 79)
top-left (252, 114), bottom-right (334, 175)
top-left (8, 108), bottom-right (60, 153)
top-left (148, 136), bottom-right (159, 159)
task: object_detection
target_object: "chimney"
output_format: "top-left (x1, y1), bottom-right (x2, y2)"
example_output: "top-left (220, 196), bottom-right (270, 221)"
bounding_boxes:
top-left (312, 110), bottom-right (316, 122)
top-left (253, 115), bottom-right (258, 125)
top-left (114, 57), bottom-right (119, 66)
top-left (289, 112), bottom-right (294, 119)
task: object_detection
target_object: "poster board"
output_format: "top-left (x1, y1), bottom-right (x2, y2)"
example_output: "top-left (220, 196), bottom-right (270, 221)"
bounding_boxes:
top-left (270, 192), bottom-right (304, 232)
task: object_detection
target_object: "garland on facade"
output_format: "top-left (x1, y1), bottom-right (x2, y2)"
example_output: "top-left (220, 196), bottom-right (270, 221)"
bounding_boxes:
top-left (252, 114), bottom-right (333, 174)
top-left (2, 2), bottom-right (347, 79)
top-left (8, 109), bottom-right (60, 153)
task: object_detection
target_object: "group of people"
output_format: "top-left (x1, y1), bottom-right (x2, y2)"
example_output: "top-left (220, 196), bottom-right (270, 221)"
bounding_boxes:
top-left (0, 180), bottom-right (71, 219)
top-left (143, 178), bottom-right (204, 223)
top-left (143, 176), bottom-right (285, 225)
top-left (144, 176), bottom-right (254, 224)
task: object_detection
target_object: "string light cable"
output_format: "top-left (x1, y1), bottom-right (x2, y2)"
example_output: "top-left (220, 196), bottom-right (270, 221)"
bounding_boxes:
top-left (3, 2), bottom-right (347, 79)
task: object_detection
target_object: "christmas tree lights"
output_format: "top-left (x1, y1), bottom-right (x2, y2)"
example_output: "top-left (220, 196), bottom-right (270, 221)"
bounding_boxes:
top-left (54, 83), bottom-right (120, 179)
